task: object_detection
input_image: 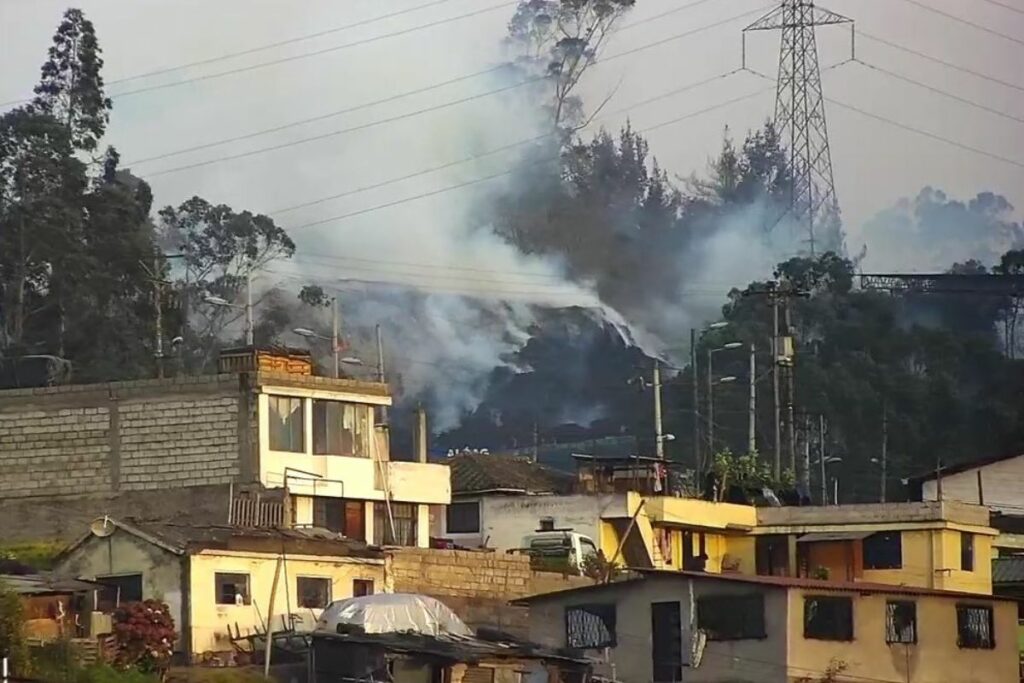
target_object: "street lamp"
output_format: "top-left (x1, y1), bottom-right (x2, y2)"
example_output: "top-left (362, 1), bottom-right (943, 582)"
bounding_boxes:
top-left (688, 321), bottom-right (732, 475)
top-left (814, 455), bottom-right (843, 504)
top-left (707, 343), bottom-right (743, 456)
top-left (204, 288), bottom-right (254, 347)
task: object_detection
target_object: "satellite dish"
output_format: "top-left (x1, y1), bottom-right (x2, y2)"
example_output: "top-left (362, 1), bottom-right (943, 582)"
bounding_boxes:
top-left (89, 516), bottom-right (115, 538)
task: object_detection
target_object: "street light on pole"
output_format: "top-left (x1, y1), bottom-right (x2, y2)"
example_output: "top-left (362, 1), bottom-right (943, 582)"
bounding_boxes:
top-left (204, 287), bottom-right (254, 347)
top-left (707, 342), bottom-right (743, 456)
top-left (814, 455), bottom-right (843, 504)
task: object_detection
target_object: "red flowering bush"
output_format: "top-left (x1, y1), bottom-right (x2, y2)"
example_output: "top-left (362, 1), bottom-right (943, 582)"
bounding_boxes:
top-left (112, 600), bottom-right (176, 675)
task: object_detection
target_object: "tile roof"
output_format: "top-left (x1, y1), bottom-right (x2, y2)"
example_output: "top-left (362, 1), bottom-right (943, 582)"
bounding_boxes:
top-left (993, 557), bottom-right (1024, 584)
top-left (447, 453), bottom-right (575, 495)
top-left (61, 518), bottom-right (383, 560)
top-left (515, 570), bottom-right (1014, 603)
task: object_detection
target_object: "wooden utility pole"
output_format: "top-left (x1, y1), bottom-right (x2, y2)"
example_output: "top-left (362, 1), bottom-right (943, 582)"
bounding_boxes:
top-left (880, 402), bottom-right (888, 503)
top-left (771, 288), bottom-right (782, 479)
top-left (691, 328), bottom-right (701, 474)
top-left (748, 343), bottom-right (756, 455)
top-left (819, 414), bottom-right (827, 505)
top-left (654, 360), bottom-right (665, 460)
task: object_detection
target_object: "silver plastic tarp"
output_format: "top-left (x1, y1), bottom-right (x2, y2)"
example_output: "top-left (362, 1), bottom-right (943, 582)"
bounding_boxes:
top-left (314, 593), bottom-right (474, 638)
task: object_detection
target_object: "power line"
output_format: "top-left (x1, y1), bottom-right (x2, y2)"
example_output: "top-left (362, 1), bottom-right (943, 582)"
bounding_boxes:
top-left (142, 76), bottom-right (543, 177)
top-left (3, 1), bottom-right (517, 109)
top-left (974, 0), bottom-right (1024, 18)
top-left (268, 68), bottom-right (744, 216)
top-left (896, 0), bottom-right (1024, 48)
top-left (110, 0), bottom-right (465, 85)
top-left (825, 95), bottom-right (1024, 171)
top-left (133, 6), bottom-right (768, 174)
top-left (745, 66), bottom-right (1024, 172)
top-left (293, 253), bottom-right (567, 281)
top-left (125, 65), bottom-right (507, 166)
top-left (857, 30), bottom-right (1024, 95)
top-left (284, 85), bottom-right (773, 233)
top-left (854, 59), bottom-right (1024, 126)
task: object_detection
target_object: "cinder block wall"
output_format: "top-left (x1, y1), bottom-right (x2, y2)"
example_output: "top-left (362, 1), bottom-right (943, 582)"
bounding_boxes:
top-left (385, 549), bottom-right (595, 637)
top-left (0, 375), bottom-right (251, 500)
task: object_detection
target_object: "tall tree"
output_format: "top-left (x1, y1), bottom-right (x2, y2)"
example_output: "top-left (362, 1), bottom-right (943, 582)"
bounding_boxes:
top-left (32, 8), bottom-right (111, 153)
top-left (506, 0), bottom-right (635, 129)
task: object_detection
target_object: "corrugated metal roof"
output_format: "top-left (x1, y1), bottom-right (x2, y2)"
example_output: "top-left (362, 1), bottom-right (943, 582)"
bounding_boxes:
top-left (515, 570), bottom-right (1014, 603)
top-left (797, 531), bottom-right (873, 543)
top-left (993, 557), bottom-right (1024, 584)
top-left (0, 574), bottom-right (99, 595)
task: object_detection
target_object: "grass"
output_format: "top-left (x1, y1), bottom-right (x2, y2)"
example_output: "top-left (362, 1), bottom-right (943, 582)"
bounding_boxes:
top-left (0, 540), bottom-right (67, 570)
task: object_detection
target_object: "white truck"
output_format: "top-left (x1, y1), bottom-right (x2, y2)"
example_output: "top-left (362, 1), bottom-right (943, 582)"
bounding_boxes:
top-left (513, 518), bottom-right (600, 576)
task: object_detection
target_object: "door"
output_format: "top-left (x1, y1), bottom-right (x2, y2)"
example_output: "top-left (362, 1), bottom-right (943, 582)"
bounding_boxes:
top-left (651, 601), bottom-right (683, 683)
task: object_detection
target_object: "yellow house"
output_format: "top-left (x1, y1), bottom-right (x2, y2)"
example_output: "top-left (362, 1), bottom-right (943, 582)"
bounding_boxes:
top-left (54, 518), bottom-right (385, 660)
top-left (598, 495), bottom-right (997, 595)
top-left (517, 569), bottom-right (1019, 683)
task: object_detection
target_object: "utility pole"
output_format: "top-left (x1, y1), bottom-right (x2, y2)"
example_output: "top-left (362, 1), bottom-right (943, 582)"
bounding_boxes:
top-left (376, 324), bottom-right (387, 424)
top-left (771, 287), bottom-right (782, 478)
top-left (748, 343), bottom-right (756, 454)
top-left (784, 297), bottom-right (797, 477)
top-left (744, 0), bottom-right (853, 253)
top-left (153, 255), bottom-right (165, 379)
top-left (245, 268), bottom-right (254, 347)
top-left (331, 298), bottom-right (340, 379)
top-left (819, 414), bottom-right (827, 505)
top-left (706, 349), bottom-right (715, 458)
top-left (532, 421), bottom-right (540, 464)
top-left (801, 414), bottom-right (810, 495)
top-left (654, 360), bottom-right (665, 460)
top-left (880, 401), bottom-right (888, 503)
top-left (691, 328), bottom-right (701, 474)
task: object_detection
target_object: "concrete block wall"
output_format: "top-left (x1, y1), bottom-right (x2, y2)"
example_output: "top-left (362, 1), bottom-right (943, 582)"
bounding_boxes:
top-left (119, 396), bottom-right (239, 490)
top-left (0, 374), bottom-right (248, 500)
top-left (386, 549), bottom-right (533, 635)
top-left (385, 549), bottom-right (596, 637)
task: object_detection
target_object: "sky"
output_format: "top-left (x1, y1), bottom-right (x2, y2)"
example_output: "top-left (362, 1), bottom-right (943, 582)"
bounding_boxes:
top-left (2, 0), bottom-right (1023, 286)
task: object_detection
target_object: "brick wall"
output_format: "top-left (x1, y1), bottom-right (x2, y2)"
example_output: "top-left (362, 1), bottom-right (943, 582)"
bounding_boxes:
top-left (0, 374), bottom-right (250, 500)
top-left (385, 549), bottom-right (595, 637)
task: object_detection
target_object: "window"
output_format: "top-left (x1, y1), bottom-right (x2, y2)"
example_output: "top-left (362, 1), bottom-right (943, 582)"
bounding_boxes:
top-left (885, 601), bottom-right (917, 644)
top-left (565, 604), bottom-right (616, 648)
top-left (863, 532), bottom-right (902, 570)
top-left (579, 537), bottom-right (599, 565)
top-left (804, 596), bottom-right (853, 641)
top-left (697, 594), bottom-right (766, 640)
top-left (374, 502), bottom-right (418, 546)
top-left (312, 400), bottom-right (372, 457)
top-left (312, 497), bottom-right (366, 540)
top-left (446, 501), bottom-right (480, 534)
top-left (269, 395), bottom-right (304, 452)
top-left (215, 573), bottom-right (251, 605)
top-left (297, 577), bottom-right (331, 609)
top-left (957, 605), bottom-right (994, 649)
top-left (651, 602), bottom-right (682, 683)
top-left (960, 532), bottom-right (975, 572)
top-left (96, 574), bottom-right (143, 610)
top-left (353, 579), bottom-right (374, 597)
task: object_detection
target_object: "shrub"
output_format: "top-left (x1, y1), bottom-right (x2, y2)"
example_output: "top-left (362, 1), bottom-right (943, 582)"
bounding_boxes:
top-left (111, 601), bottom-right (176, 675)
top-left (0, 582), bottom-right (30, 676)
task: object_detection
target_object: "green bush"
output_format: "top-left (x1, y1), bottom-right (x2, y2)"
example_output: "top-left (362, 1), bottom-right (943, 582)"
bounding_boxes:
top-left (0, 540), bottom-right (65, 570)
top-left (0, 582), bottom-right (30, 676)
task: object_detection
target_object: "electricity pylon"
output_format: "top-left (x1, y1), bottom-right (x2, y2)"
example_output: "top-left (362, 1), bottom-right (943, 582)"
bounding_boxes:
top-left (744, 1), bottom-right (853, 255)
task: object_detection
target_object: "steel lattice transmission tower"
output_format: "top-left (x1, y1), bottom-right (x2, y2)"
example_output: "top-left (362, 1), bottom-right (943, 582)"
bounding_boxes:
top-left (744, 1), bottom-right (853, 255)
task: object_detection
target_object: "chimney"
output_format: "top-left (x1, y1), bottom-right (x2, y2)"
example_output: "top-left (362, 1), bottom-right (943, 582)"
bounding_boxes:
top-left (414, 405), bottom-right (428, 463)
top-left (538, 517), bottom-right (555, 532)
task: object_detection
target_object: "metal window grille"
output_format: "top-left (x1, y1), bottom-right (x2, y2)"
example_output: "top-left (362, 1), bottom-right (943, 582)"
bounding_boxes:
top-left (565, 604), bottom-right (616, 648)
top-left (885, 601), bottom-right (917, 644)
top-left (957, 605), bottom-right (994, 649)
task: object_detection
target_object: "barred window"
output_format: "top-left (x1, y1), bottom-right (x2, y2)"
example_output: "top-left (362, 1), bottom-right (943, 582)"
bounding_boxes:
top-left (565, 604), bottom-right (616, 649)
top-left (885, 601), bottom-right (917, 644)
top-left (957, 604), bottom-right (994, 649)
top-left (696, 594), bottom-right (766, 640)
top-left (804, 596), bottom-right (853, 641)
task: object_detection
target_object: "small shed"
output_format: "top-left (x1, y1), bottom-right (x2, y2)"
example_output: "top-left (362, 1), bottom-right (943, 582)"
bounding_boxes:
top-left (1, 574), bottom-right (99, 640)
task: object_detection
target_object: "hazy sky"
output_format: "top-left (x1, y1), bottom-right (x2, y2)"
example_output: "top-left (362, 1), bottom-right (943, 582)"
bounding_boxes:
top-left (2, 0), bottom-right (1023, 281)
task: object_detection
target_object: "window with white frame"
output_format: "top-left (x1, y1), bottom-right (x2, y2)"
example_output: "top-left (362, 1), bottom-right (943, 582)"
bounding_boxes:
top-left (268, 395), bottom-right (304, 452)
top-left (312, 399), bottom-right (372, 457)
